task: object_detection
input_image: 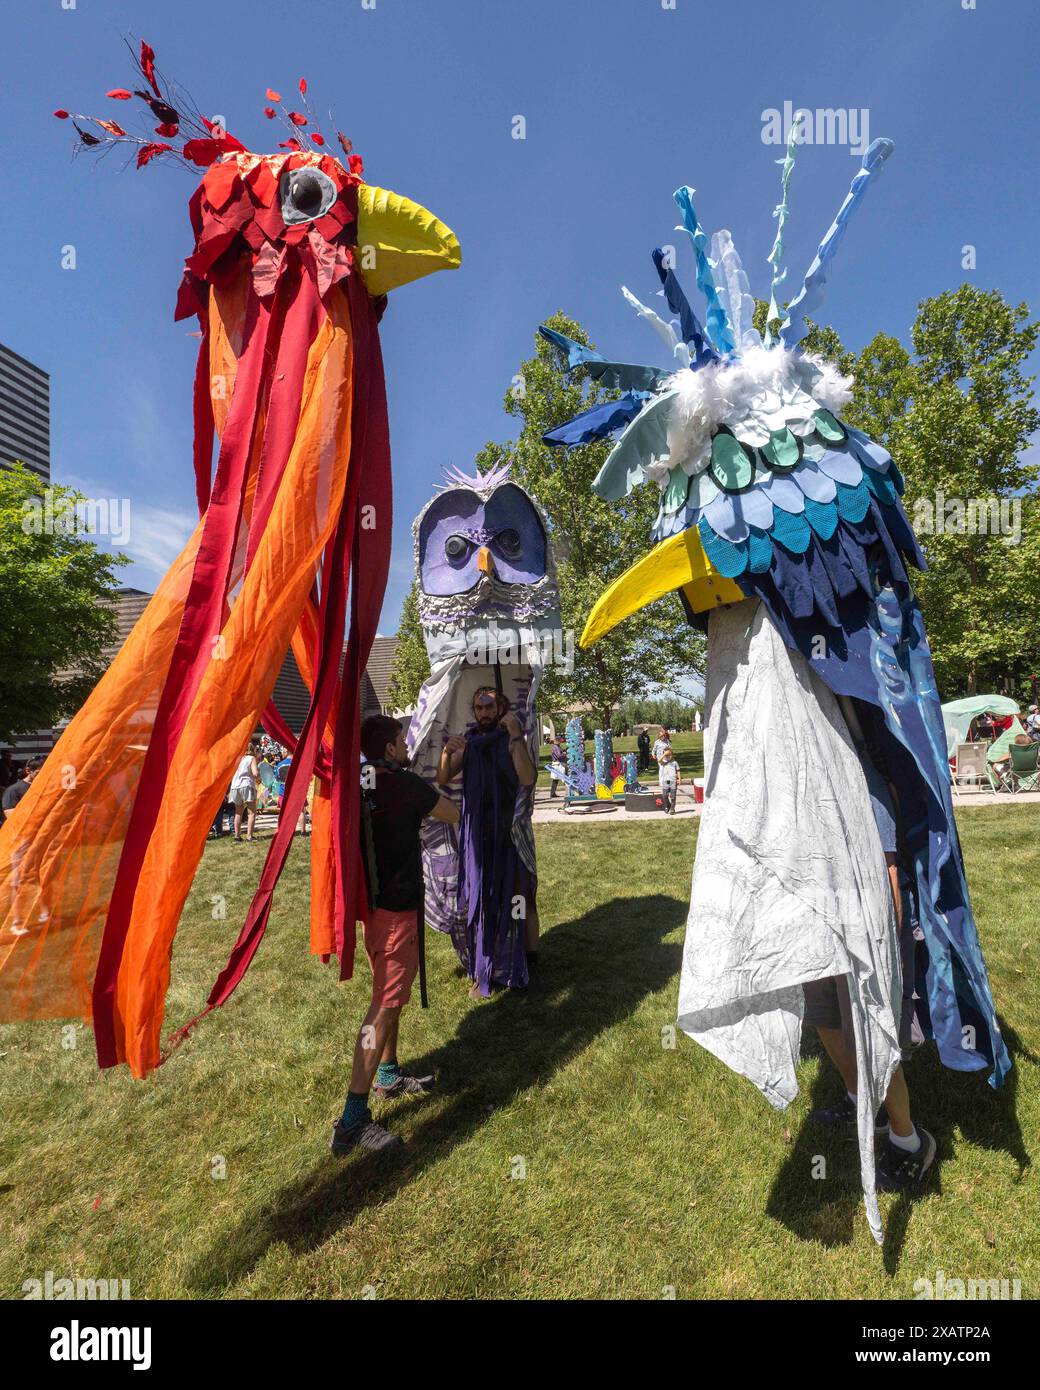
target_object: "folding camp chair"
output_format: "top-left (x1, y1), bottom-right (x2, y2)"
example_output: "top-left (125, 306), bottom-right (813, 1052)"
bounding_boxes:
top-left (1008, 740), bottom-right (1040, 794)
top-left (987, 718), bottom-right (1027, 793)
top-left (953, 742), bottom-right (989, 796)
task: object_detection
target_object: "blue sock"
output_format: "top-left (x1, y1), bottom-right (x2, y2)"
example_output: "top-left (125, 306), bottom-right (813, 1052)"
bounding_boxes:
top-left (376, 1060), bottom-right (401, 1088)
top-left (341, 1090), bottom-right (369, 1127)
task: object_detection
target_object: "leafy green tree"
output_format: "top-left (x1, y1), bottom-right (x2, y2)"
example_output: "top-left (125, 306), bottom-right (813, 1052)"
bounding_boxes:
top-left (851, 287), bottom-right (1040, 696)
top-left (0, 463), bottom-right (127, 741)
top-left (385, 579), bottom-right (429, 712)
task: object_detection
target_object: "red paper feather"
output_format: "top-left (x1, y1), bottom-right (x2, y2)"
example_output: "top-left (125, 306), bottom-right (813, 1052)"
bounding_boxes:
top-left (137, 142), bottom-right (173, 168)
top-left (140, 41), bottom-right (161, 98)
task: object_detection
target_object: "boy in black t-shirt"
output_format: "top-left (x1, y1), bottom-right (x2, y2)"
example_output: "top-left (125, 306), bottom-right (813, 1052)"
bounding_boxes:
top-left (331, 716), bottom-right (458, 1156)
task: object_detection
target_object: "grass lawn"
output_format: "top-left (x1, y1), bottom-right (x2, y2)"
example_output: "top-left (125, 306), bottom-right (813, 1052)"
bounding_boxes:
top-left (1, 805), bottom-right (1036, 1299)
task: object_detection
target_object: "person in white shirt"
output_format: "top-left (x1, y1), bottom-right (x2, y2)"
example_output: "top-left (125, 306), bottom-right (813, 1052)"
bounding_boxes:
top-left (229, 742), bottom-right (261, 841)
top-left (652, 727), bottom-right (678, 815)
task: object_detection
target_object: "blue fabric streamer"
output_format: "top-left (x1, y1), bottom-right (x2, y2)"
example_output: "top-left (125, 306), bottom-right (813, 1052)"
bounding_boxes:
top-left (780, 138), bottom-right (895, 349)
top-left (538, 325), bottom-right (669, 392)
top-left (673, 186), bottom-right (735, 354)
top-left (542, 391), bottom-right (651, 447)
top-left (651, 247), bottom-right (717, 367)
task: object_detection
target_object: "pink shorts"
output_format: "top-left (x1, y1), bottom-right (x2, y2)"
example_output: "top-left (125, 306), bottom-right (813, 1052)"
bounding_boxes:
top-left (363, 908), bottom-right (419, 1008)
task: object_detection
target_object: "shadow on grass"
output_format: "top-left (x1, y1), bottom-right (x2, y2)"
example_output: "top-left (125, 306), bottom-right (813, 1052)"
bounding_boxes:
top-left (766, 1017), bottom-right (1032, 1270)
top-left (185, 892), bottom-right (685, 1295)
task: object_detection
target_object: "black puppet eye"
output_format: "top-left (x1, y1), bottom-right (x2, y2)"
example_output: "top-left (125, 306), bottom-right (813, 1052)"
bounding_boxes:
top-left (279, 167), bottom-right (337, 225)
top-left (444, 535), bottom-right (470, 561)
top-left (495, 528), bottom-right (521, 558)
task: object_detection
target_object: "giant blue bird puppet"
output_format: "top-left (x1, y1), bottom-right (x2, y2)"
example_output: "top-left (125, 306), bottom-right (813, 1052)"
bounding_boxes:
top-left (541, 134), bottom-right (1010, 1243)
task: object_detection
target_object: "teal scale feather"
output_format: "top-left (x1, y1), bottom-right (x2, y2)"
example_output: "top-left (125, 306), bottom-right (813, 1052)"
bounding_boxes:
top-left (767, 507), bottom-right (812, 553)
top-left (862, 467), bottom-right (898, 507)
top-left (698, 518), bottom-right (749, 578)
top-left (747, 527), bottom-right (774, 573)
top-left (802, 496), bottom-right (840, 539)
top-left (834, 478), bottom-right (871, 523)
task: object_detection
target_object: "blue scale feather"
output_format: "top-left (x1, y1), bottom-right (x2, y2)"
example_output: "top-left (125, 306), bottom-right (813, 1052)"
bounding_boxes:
top-left (768, 507), bottom-right (812, 554)
top-left (802, 495), bottom-right (840, 539)
top-left (834, 478), bottom-right (871, 523)
top-left (862, 467), bottom-right (898, 508)
top-left (747, 527), bottom-right (774, 574)
top-left (697, 518), bottom-right (748, 578)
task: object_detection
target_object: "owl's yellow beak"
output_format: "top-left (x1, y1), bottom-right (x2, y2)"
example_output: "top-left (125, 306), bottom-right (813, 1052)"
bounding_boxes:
top-left (476, 545), bottom-right (495, 577)
top-left (580, 527), bottom-right (743, 648)
top-left (356, 185), bottom-right (461, 296)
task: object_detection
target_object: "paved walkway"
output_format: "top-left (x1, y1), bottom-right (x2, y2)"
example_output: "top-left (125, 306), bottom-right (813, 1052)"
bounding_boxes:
top-left (245, 786), bottom-right (1039, 835)
top-left (531, 784), bottom-right (1040, 826)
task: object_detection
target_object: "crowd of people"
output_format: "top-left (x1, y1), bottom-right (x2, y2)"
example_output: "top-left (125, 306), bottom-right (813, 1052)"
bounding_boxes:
top-left (969, 705), bottom-right (1040, 743)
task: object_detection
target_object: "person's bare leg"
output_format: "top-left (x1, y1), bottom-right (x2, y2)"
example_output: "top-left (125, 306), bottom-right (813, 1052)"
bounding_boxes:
top-left (349, 1003), bottom-right (400, 1095)
top-left (816, 1024), bottom-right (858, 1094)
top-left (883, 1065), bottom-right (913, 1137)
top-left (379, 1012), bottom-right (401, 1066)
top-left (233, 806), bottom-right (243, 838)
top-left (246, 805), bottom-right (256, 839)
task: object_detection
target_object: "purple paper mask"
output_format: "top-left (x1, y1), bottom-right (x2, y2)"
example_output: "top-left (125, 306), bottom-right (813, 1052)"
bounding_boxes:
top-left (418, 482), bottom-right (547, 596)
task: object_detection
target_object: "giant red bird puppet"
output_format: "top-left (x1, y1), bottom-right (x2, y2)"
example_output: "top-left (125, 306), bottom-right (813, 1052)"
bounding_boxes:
top-left (0, 42), bottom-right (460, 1077)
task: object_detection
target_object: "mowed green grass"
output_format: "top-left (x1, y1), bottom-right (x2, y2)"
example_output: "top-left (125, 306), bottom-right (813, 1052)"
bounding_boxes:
top-left (1, 805), bottom-right (1036, 1299)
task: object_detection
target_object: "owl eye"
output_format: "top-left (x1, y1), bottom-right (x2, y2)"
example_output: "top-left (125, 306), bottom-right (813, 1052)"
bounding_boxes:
top-left (279, 167), bottom-right (337, 225)
top-left (444, 534), bottom-right (470, 562)
top-left (495, 528), bottom-right (522, 558)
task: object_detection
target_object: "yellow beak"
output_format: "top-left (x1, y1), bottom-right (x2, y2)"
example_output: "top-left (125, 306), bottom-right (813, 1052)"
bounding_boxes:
top-left (356, 185), bottom-right (461, 296)
top-left (580, 527), bottom-right (744, 648)
top-left (476, 545), bottom-right (495, 577)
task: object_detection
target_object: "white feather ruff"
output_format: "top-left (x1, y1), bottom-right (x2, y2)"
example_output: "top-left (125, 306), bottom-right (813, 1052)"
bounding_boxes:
top-left (652, 345), bottom-right (854, 484)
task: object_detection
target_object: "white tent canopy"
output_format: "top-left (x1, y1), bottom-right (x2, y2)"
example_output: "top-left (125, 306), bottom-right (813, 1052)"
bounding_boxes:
top-left (940, 695), bottom-right (1019, 758)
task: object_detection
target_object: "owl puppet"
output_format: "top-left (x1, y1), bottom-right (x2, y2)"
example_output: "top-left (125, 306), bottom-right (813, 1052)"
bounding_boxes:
top-left (406, 465), bottom-right (560, 994)
top-left (543, 139), bottom-right (1010, 1242)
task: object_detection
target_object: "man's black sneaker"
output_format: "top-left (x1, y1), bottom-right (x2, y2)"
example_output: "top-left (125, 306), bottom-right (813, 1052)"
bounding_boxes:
top-left (373, 1072), bottom-right (435, 1100)
top-left (876, 1127), bottom-right (936, 1192)
top-left (808, 1095), bottom-right (890, 1135)
top-left (330, 1112), bottom-right (404, 1155)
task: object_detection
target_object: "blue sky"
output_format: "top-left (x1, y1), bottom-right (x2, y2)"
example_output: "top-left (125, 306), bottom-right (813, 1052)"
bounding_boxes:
top-left (2, 0), bottom-right (1038, 633)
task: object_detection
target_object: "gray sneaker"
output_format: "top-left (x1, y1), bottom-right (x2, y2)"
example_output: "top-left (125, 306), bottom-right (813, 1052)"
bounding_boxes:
top-left (876, 1127), bottom-right (937, 1192)
top-left (374, 1072), bottom-right (435, 1100)
top-left (330, 1112), bottom-right (404, 1155)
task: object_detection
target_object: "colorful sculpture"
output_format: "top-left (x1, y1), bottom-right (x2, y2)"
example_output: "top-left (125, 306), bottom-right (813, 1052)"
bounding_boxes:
top-left (406, 465), bottom-right (560, 990)
top-left (0, 43), bottom-right (460, 1077)
top-left (544, 136), bottom-right (1010, 1239)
